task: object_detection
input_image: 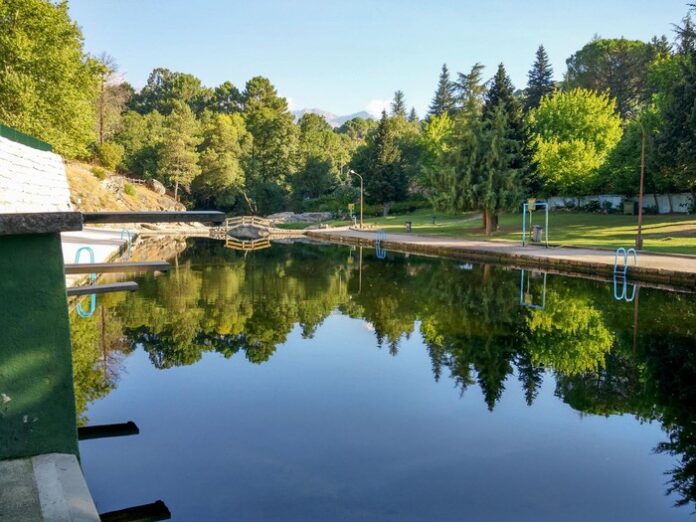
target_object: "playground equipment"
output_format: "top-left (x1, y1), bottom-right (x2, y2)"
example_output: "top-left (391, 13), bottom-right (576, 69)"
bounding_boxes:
top-left (519, 269), bottom-right (547, 310)
top-left (521, 199), bottom-right (549, 247)
top-left (613, 247), bottom-right (638, 302)
top-left (74, 246), bottom-right (96, 318)
top-left (375, 230), bottom-right (387, 259)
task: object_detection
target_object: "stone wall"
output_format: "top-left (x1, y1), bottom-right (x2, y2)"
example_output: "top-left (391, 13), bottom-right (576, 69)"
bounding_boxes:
top-left (0, 136), bottom-right (72, 213)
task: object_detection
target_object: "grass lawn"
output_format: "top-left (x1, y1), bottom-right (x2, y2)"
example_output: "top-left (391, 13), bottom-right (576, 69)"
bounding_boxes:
top-left (283, 209), bottom-right (696, 255)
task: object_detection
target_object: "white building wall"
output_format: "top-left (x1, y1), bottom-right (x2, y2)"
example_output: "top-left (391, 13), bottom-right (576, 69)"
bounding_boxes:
top-left (0, 136), bottom-right (72, 213)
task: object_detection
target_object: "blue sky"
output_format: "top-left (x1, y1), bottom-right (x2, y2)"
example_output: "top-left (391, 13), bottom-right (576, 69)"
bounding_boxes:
top-left (69, 0), bottom-right (689, 117)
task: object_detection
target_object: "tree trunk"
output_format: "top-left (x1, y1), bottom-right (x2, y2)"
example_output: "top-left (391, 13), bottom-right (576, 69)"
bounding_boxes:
top-left (481, 210), bottom-right (487, 231)
top-left (99, 79), bottom-right (105, 145)
top-left (484, 208), bottom-right (496, 235)
top-left (174, 179), bottom-right (179, 202)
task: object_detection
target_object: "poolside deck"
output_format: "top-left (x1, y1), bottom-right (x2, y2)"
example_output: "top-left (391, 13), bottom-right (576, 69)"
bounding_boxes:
top-left (308, 227), bottom-right (696, 290)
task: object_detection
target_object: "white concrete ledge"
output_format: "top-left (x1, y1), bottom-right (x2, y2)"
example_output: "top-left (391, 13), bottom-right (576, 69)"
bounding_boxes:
top-left (0, 453), bottom-right (99, 521)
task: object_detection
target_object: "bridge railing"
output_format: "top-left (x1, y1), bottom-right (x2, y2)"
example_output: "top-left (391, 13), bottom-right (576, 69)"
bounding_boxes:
top-left (225, 237), bottom-right (272, 251)
top-left (225, 216), bottom-right (272, 228)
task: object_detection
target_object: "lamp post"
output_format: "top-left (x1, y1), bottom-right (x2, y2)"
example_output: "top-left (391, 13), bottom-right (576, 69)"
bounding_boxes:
top-left (348, 169), bottom-right (363, 229)
top-left (636, 125), bottom-right (646, 250)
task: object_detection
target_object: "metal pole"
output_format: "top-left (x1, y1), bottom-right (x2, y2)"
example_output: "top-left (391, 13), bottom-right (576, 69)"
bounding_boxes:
top-left (348, 170), bottom-right (364, 229)
top-left (636, 129), bottom-right (646, 250)
top-left (522, 204), bottom-right (527, 246)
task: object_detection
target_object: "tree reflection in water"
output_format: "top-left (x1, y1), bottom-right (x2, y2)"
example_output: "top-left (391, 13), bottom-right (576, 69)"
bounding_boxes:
top-left (70, 239), bottom-right (696, 510)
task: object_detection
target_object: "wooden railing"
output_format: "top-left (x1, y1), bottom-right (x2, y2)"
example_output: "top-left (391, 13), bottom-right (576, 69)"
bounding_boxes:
top-left (224, 237), bottom-right (272, 251)
top-left (225, 216), bottom-right (272, 228)
top-left (123, 176), bottom-right (146, 185)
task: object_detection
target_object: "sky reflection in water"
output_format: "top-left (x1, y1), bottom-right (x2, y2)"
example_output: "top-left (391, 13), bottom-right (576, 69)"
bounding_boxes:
top-left (72, 240), bottom-right (696, 521)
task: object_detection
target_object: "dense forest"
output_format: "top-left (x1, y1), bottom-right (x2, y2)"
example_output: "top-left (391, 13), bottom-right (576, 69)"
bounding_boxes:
top-left (2, 1), bottom-right (696, 229)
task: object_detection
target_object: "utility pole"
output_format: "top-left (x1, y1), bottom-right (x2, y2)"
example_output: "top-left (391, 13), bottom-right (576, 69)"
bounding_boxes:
top-left (635, 129), bottom-right (646, 250)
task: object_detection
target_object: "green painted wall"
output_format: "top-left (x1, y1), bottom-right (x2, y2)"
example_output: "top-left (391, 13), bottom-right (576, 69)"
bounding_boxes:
top-left (0, 233), bottom-right (77, 459)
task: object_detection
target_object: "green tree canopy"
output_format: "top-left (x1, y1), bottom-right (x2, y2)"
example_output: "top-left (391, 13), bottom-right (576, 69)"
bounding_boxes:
top-left (130, 67), bottom-right (209, 116)
top-left (0, 0), bottom-right (99, 156)
top-left (528, 88), bottom-right (622, 194)
top-left (564, 38), bottom-right (659, 118)
top-left (193, 112), bottom-right (251, 209)
top-left (159, 101), bottom-right (201, 200)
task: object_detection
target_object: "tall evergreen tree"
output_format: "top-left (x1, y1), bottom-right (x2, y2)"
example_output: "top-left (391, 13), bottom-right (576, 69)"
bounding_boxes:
top-left (525, 45), bottom-right (555, 111)
top-left (675, 12), bottom-right (696, 55)
top-left (241, 76), bottom-right (298, 213)
top-left (483, 63), bottom-right (532, 194)
top-left (429, 64), bottom-right (455, 117)
top-left (361, 111), bottom-right (408, 214)
top-left (468, 106), bottom-right (521, 234)
top-left (455, 63), bottom-right (487, 120)
top-left (159, 101), bottom-right (201, 201)
top-left (391, 90), bottom-right (407, 117)
top-left (408, 107), bottom-right (419, 122)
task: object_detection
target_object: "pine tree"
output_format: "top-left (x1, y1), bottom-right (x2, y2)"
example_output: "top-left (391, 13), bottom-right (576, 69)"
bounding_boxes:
top-left (159, 101), bottom-right (201, 201)
top-left (676, 12), bottom-right (696, 55)
top-left (391, 90), bottom-right (407, 117)
top-left (363, 111), bottom-right (408, 214)
top-left (429, 64), bottom-right (455, 117)
top-left (472, 106), bottom-right (521, 234)
top-left (455, 63), bottom-right (487, 120)
top-left (408, 107), bottom-right (418, 122)
top-left (483, 63), bottom-right (531, 194)
top-left (525, 45), bottom-right (554, 111)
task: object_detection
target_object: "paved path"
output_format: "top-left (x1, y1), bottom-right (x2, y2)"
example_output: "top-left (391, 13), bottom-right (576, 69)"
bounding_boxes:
top-left (61, 227), bottom-right (136, 287)
top-left (308, 228), bottom-right (696, 289)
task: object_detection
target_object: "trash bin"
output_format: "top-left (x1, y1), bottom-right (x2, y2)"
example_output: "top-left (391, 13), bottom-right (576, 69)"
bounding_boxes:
top-left (623, 201), bottom-right (636, 215)
top-left (405, 221), bottom-right (412, 232)
top-left (532, 225), bottom-right (543, 242)
top-left (431, 215), bottom-right (437, 225)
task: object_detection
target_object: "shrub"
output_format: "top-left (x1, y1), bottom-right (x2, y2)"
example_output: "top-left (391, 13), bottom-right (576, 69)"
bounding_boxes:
top-left (124, 182), bottom-right (137, 197)
top-left (91, 166), bottom-right (107, 180)
top-left (95, 142), bottom-right (125, 171)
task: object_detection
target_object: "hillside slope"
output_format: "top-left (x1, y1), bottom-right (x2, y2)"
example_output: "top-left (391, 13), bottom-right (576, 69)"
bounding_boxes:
top-left (65, 161), bottom-right (185, 213)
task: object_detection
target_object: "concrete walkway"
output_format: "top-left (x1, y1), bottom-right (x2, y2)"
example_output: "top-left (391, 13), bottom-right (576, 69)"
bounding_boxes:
top-left (61, 227), bottom-right (136, 287)
top-left (308, 228), bottom-right (696, 290)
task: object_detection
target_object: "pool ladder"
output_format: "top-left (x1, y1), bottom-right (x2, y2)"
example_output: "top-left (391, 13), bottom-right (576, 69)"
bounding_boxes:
top-left (613, 248), bottom-right (637, 302)
top-left (375, 230), bottom-right (387, 259)
top-left (74, 246), bottom-right (97, 317)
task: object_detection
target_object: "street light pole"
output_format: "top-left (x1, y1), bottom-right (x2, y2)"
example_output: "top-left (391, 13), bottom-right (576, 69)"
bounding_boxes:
top-left (636, 128), bottom-right (646, 250)
top-left (348, 169), bottom-right (363, 229)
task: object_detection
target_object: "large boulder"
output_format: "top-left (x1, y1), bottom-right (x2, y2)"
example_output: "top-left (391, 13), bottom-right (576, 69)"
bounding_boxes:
top-left (146, 178), bottom-right (166, 195)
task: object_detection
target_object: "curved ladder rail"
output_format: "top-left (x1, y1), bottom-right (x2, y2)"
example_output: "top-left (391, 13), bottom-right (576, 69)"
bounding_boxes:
top-left (74, 246), bottom-right (96, 318)
top-left (613, 247), bottom-right (638, 302)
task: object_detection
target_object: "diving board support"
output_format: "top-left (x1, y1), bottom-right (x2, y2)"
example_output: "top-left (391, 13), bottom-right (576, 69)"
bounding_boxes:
top-left (64, 261), bottom-right (170, 274)
top-left (78, 421), bottom-right (139, 441)
top-left (67, 282), bottom-right (138, 297)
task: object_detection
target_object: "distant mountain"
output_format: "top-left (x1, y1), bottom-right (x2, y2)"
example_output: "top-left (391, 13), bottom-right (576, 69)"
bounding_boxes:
top-left (292, 108), bottom-right (375, 128)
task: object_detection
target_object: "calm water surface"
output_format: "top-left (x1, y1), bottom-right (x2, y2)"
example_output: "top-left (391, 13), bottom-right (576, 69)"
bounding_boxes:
top-left (71, 239), bottom-right (696, 521)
